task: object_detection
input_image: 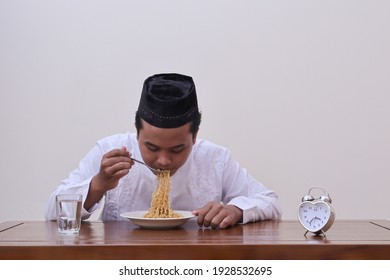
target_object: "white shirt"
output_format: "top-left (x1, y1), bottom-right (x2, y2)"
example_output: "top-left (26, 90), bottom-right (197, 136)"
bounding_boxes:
top-left (45, 133), bottom-right (282, 223)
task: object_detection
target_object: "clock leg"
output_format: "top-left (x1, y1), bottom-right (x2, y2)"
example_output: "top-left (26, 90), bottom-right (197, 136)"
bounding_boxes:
top-left (314, 229), bottom-right (326, 237)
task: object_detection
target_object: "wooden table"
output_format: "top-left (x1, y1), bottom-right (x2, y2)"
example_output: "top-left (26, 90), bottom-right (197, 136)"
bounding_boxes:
top-left (1, 219), bottom-right (389, 260)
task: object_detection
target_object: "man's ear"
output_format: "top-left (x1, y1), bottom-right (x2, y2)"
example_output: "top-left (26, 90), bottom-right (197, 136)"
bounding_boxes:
top-left (134, 122), bottom-right (139, 139)
top-left (192, 129), bottom-right (199, 145)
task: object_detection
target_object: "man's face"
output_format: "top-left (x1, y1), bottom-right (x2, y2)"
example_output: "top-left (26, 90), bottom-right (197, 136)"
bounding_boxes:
top-left (137, 119), bottom-right (197, 176)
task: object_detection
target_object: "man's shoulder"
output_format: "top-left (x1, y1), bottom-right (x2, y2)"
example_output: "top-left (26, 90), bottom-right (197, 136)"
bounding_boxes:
top-left (194, 138), bottom-right (230, 158)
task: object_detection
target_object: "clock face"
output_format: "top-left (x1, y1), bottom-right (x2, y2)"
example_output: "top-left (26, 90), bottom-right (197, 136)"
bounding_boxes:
top-left (298, 201), bottom-right (332, 233)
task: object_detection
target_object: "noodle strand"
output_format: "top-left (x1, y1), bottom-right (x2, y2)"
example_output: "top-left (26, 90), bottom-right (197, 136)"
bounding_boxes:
top-left (144, 170), bottom-right (182, 218)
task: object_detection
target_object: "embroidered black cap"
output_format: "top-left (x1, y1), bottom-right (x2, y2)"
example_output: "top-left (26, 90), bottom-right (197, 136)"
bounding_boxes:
top-left (137, 73), bottom-right (199, 128)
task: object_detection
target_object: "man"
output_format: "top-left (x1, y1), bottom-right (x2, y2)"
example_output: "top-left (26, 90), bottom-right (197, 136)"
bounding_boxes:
top-left (45, 73), bottom-right (282, 229)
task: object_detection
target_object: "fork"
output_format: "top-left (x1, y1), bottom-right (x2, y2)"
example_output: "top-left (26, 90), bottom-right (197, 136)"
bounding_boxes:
top-left (130, 157), bottom-right (158, 173)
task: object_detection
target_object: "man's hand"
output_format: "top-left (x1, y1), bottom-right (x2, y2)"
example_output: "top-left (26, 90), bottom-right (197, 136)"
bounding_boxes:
top-left (93, 146), bottom-right (133, 191)
top-left (84, 147), bottom-right (133, 210)
top-left (192, 202), bottom-right (243, 229)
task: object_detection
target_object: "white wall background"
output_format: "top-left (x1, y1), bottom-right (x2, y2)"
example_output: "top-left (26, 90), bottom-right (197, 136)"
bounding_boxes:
top-left (1, 0), bottom-right (389, 222)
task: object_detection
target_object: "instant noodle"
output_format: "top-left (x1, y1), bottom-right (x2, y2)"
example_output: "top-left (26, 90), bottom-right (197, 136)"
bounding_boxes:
top-left (144, 170), bottom-right (182, 218)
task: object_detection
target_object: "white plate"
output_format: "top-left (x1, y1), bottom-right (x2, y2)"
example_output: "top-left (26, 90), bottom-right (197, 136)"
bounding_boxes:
top-left (120, 210), bottom-right (195, 229)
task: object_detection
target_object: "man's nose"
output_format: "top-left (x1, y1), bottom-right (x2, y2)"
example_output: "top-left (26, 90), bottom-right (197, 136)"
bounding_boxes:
top-left (156, 152), bottom-right (171, 167)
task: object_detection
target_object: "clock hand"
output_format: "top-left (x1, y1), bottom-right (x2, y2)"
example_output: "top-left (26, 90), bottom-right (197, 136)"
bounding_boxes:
top-left (309, 216), bottom-right (321, 225)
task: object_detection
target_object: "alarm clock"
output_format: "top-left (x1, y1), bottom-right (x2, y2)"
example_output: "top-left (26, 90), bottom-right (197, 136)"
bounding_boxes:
top-left (298, 186), bottom-right (335, 236)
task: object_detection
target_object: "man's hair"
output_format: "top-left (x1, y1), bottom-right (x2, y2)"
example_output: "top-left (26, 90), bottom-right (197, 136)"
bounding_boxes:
top-left (135, 111), bottom-right (202, 136)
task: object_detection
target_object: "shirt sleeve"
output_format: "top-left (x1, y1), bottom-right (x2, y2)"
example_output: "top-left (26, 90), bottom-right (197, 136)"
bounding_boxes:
top-left (44, 143), bottom-right (105, 221)
top-left (221, 151), bottom-right (282, 223)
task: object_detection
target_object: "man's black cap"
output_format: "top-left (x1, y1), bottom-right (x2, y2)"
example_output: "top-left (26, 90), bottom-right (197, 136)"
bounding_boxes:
top-left (137, 73), bottom-right (199, 128)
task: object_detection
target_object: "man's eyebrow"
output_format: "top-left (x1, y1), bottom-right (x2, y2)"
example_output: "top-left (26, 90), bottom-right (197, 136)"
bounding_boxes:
top-left (171, 144), bottom-right (186, 149)
top-left (144, 141), bottom-right (159, 148)
top-left (144, 141), bottom-right (185, 149)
